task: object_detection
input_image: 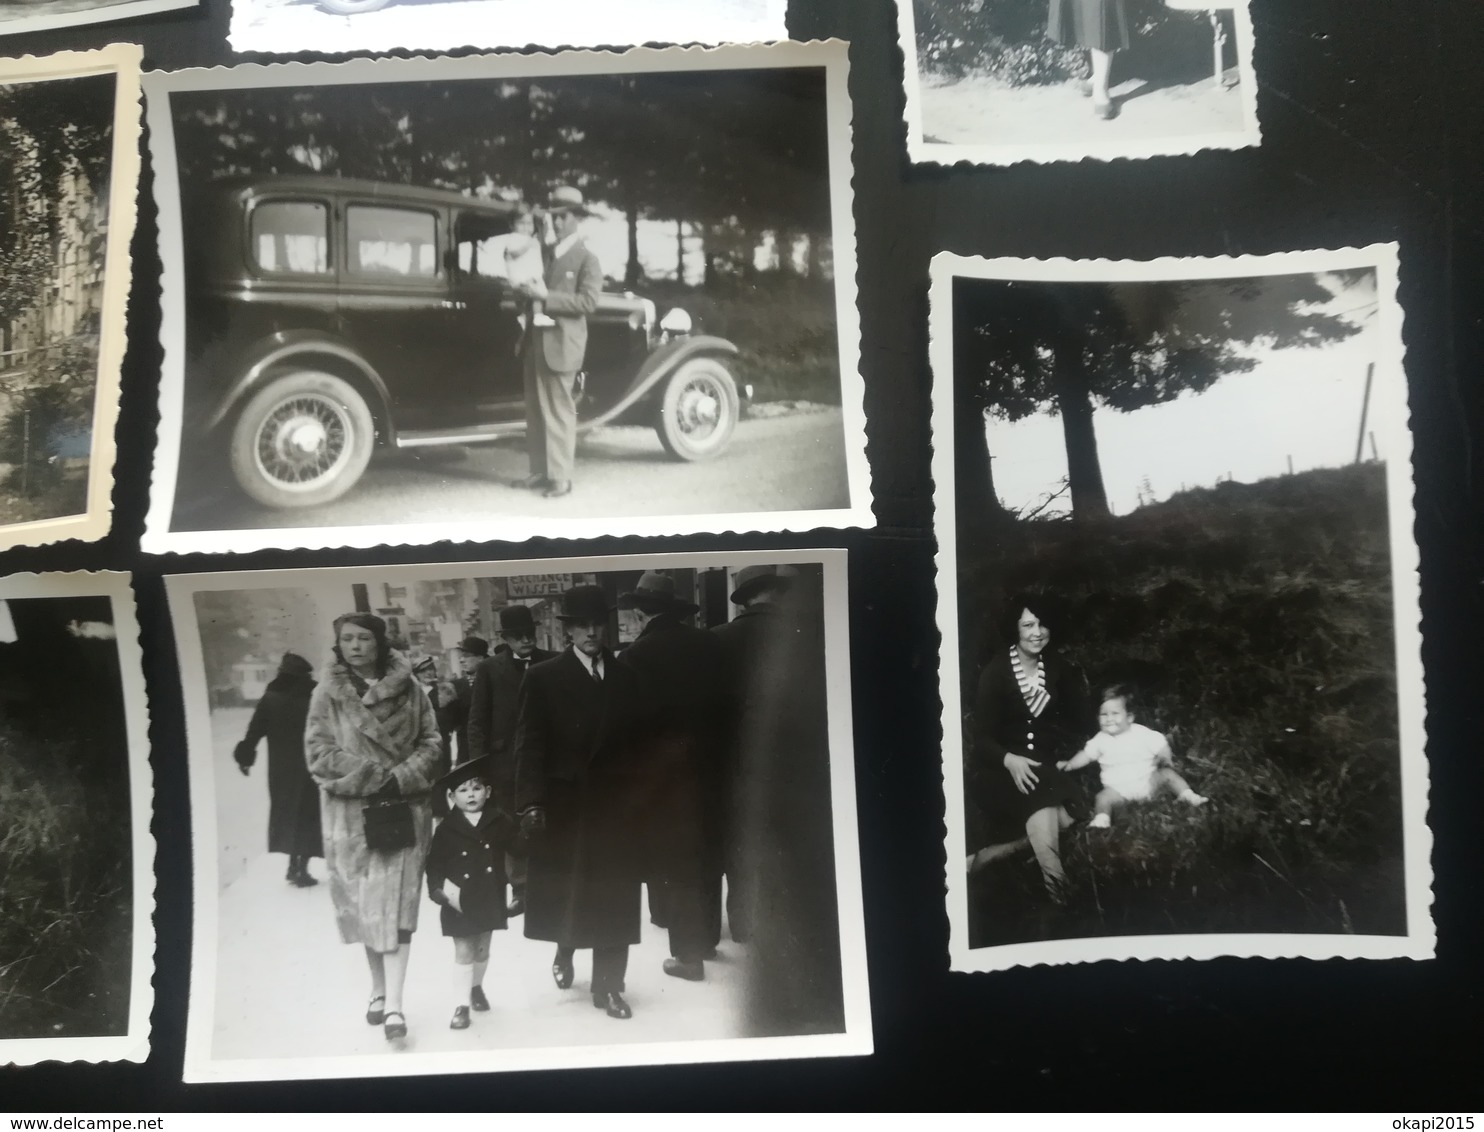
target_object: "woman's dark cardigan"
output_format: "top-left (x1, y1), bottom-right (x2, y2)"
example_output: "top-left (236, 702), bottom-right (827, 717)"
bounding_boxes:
top-left (968, 649), bottom-right (1092, 843)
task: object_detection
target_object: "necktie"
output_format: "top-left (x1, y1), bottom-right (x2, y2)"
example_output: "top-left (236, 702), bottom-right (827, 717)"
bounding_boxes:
top-left (592, 660), bottom-right (603, 685)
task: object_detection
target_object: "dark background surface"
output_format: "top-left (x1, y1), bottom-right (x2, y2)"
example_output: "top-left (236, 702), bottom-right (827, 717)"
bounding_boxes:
top-left (1, 0), bottom-right (1480, 1110)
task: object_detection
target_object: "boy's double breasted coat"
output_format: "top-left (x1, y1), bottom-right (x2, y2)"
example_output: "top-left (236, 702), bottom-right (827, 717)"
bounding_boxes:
top-left (513, 647), bottom-right (652, 950)
top-left (425, 808), bottom-right (511, 937)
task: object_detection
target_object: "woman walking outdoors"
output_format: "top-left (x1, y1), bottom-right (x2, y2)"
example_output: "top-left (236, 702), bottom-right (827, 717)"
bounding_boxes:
top-left (1049, 0), bottom-right (1132, 120)
top-left (305, 613), bottom-right (443, 1042)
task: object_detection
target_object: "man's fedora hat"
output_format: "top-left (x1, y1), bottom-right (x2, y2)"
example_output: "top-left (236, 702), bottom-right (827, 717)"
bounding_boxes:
top-left (545, 185), bottom-right (595, 217)
top-left (435, 754), bottom-right (494, 796)
top-left (556, 584), bottom-right (612, 623)
top-left (730, 564), bottom-right (796, 606)
top-left (497, 604), bottom-right (537, 636)
top-left (459, 636), bottom-right (490, 657)
top-left (618, 571), bottom-right (699, 616)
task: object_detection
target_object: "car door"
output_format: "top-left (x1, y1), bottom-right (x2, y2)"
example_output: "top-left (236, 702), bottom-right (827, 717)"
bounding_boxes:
top-left (334, 198), bottom-right (455, 430)
top-left (447, 208), bottom-right (530, 423)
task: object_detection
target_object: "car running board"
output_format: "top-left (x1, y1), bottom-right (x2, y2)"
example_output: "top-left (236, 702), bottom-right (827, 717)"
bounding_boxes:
top-left (395, 421), bottom-right (526, 448)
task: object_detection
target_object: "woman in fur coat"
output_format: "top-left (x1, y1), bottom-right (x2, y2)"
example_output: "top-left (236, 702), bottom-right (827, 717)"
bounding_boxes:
top-left (305, 613), bottom-right (443, 1041)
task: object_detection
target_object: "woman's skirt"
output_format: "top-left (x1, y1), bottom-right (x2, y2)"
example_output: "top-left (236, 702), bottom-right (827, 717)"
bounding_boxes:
top-left (1048, 0), bottom-right (1132, 54)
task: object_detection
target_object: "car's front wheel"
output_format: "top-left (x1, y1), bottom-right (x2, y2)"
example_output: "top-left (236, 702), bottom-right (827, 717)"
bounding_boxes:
top-left (317, 0), bottom-right (393, 14)
top-left (654, 356), bottom-right (740, 461)
top-left (229, 370), bottom-right (375, 509)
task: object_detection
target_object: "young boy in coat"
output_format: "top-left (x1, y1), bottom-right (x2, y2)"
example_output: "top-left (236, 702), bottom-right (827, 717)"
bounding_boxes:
top-left (426, 755), bottom-right (511, 1029)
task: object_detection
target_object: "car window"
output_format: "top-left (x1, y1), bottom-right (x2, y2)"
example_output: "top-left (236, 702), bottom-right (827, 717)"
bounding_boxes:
top-left (347, 205), bottom-right (438, 279)
top-left (251, 200), bottom-right (329, 275)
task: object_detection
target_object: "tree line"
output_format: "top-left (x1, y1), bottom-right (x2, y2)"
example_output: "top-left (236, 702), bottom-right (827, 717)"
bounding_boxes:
top-left (171, 67), bottom-right (834, 289)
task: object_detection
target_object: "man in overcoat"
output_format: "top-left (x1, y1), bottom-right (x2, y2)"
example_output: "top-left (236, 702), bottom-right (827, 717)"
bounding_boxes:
top-left (618, 571), bottom-right (729, 981)
top-left (514, 186), bottom-right (603, 500)
top-left (514, 584), bottom-right (652, 1020)
top-left (467, 604), bottom-right (557, 914)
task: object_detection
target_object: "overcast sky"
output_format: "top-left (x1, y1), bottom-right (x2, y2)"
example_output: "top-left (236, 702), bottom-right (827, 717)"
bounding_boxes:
top-left (984, 271), bottom-right (1382, 516)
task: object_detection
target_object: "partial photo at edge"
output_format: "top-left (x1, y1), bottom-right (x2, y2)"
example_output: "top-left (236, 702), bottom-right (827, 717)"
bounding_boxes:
top-left (2, 0), bottom-right (1482, 1115)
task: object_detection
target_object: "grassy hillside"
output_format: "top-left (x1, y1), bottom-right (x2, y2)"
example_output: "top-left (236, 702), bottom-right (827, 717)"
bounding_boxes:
top-left (0, 718), bottom-right (132, 1039)
top-left (962, 462), bottom-right (1408, 947)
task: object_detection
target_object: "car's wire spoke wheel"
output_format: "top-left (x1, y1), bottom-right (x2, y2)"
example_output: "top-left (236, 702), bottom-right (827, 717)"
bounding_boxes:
top-left (255, 394), bottom-right (353, 488)
top-left (657, 357), bottom-right (739, 461)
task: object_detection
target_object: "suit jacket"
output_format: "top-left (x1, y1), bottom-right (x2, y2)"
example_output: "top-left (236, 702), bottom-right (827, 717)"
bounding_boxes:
top-left (467, 648), bottom-right (557, 807)
top-left (538, 238), bottom-right (603, 374)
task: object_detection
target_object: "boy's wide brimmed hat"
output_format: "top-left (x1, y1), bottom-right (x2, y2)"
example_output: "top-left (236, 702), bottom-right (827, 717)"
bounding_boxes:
top-left (497, 604), bottom-right (537, 636)
top-left (545, 185), bottom-right (595, 217)
top-left (618, 572), bottom-right (699, 616)
top-left (556, 584), bottom-right (612, 623)
top-left (436, 754), bottom-right (493, 796)
top-left (459, 636), bottom-right (489, 657)
top-left (730, 564), bottom-right (797, 606)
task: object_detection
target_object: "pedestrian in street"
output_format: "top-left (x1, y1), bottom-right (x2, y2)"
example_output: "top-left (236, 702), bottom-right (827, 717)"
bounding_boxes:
top-left (514, 185), bottom-right (603, 500)
top-left (619, 572), bottom-right (729, 982)
top-left (514, 585), bottom-right (652, 1020)
top-left (467, 604), bottom-right (557, 916)
top-left (305, 613), bottom-right (444, 1043)
top-left (425, 754), bottom-right (512, 1031)
top-left (447, 636), bottom-right (489, 761)
top-left (1048, 0), bottom-right (1133, 120)
top-left (233, 652), bottom-right (323, 888)
top-left (414, 654), bottom-right (456, 819)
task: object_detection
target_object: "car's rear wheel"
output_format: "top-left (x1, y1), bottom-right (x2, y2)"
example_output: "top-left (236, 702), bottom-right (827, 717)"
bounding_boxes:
top-left (317, 0), bottom-right (392, 13)
top-left (655, 356), bottom-right (739, 461)
top-left (229, 370), bottom-right (375, 509)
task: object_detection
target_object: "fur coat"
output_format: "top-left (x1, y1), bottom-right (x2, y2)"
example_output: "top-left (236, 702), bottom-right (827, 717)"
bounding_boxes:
top-left (305, 651), bottom-right (443, 953)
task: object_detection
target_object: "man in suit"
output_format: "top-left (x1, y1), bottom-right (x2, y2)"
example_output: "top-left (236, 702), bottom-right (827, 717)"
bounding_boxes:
top-left (515, 186), bottom-right (603, 500)
top-left (514, 585), bottom-right (651, 1020)
top-left (444, 636), bottom-right (488, 762)
top-left (619, 572), bottom-right (729, 982)
top-left (467, 604), bottom-right (556, 915)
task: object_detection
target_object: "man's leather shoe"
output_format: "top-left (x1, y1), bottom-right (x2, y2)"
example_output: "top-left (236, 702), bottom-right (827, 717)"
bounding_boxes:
top-left (515, 473), bottom-right (547, 490)
top-left (593, 991), bottom-right (632, 1019)
top-left (543, 480), bottom-right (573, 499)
top-left (663, 957), bottom-right (705, 982)
top-left (552, 955), bottom-right (574, 990)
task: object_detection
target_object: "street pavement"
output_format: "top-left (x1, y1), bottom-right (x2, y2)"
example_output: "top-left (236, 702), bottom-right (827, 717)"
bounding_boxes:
top-left (173, 406), bottom-right (849, 533)
top-left (210, 708), bottom-right (749, 1066)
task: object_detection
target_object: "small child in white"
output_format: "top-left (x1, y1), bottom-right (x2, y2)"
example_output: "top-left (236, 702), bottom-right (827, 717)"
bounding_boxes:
top-left (1058, 684), bottom-right (1208, 829)
top-left (486, 209), bottom-right (554, 327)
top-left (426, 755), bottom-right (509, 1030)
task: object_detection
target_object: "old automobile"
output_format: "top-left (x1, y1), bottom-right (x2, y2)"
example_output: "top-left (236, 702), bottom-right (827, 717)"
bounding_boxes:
top-left (182, 175), bottom-right (745, 508)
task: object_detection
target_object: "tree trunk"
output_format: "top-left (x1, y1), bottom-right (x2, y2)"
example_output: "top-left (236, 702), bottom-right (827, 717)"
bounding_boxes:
top-left (1052, 344), bottom-right (1111, 520)
top-left (624, 194), bottom-right (642, 288)
top-left (676, 219), bottom-right (685, 282)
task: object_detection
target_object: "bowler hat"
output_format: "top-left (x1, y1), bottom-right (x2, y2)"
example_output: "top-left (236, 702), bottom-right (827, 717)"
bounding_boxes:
top-left (497, 604), bottom-right (537, 636)
top-left (460, 636), bottom-right (490, 657)
top-left (730, 564), bottom-right (795, 606)
top-left (618, 571), bottom-right (699, 616)
top-left (435, 754), bottom-right (494, 796)
top-left (556, 584), bottom-right (612, 624)
top-left (546, 185), bottom-right (594, 217)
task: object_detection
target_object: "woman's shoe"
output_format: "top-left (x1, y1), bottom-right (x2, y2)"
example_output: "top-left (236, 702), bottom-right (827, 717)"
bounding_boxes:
top-left (449, 1005), bottom-right (471, 1030)
top-left (383, 1011), bottom-right (407, 1040)
top-left (1093, 98), bottom-right (1117, 121)
top-left (470, 985), bottom-right (490, 1012)
top-left (365, 994), bottom-right (386, 1025)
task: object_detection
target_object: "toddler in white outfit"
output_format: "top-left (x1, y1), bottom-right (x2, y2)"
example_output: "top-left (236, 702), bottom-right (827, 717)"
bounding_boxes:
top-left (485, 210), bottom-right (554, 326)
top-left (1058, 684), bottom-right (1207, 828)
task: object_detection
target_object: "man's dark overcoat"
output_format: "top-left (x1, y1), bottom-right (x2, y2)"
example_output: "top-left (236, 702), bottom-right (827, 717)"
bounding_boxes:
top-left (235, 671), bottom-right (323, 859)
top-left (513, 648), bottom-right (652, 949)
top-left (467, 647), bottom-right (557, 810)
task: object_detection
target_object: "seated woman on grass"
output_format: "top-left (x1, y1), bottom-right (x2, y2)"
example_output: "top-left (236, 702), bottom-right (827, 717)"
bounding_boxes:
top-left (1057, 683), bottom-right (1207, 829)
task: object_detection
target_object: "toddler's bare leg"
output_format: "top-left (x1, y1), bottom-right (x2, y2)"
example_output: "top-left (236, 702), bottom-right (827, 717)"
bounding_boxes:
top-left (1153, 767), bottom-right (1207, 804)
top-left (1025, 806), bottom-right (1068, 902)
top-left (1094, 788), bottom-right (1125, 818)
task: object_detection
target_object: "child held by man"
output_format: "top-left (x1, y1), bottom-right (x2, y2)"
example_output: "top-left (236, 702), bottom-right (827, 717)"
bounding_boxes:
top-left (1058, 684), bottom-right (1208, 829)
top-left (426, 755), bottom-right (511, 1029)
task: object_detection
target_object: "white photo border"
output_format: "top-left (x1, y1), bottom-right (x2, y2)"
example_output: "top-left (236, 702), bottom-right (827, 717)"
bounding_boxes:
top-left (930, 245), bottom-right (1433, 972)
top-left (141, 41), bottom-right (873, 556)
top-left (895, 0), bottom-right (1262, 167)
top-left (165, 546), bottom-right (870, 1083)
top-left (0, 46), bottom-right (143, 551)
top-left (228, 0), bottom-right (789, 56)
top-left (0, 571), bottom-right (154, 1065)
top-left (0, 0), bottom-right (194, 40)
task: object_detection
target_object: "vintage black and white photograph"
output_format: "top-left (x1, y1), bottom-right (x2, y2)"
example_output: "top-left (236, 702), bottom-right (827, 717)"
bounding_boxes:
top-left (0, 571), bottom-right (153, 1066)
top-left (166, 549), bottom-right (868, 1082)
top-left (1, 47), bottom-right (141, 550)
top-left (0, 0), bottom-right (192, 37)
top-left (931, 247), bottom-right (1431, 972)
top-left (229, 0), bottom-right (787, 57)
top-left (141, 43), bottom-right (868, 555)
top-left (897, 0), bottom-right (1260, 165)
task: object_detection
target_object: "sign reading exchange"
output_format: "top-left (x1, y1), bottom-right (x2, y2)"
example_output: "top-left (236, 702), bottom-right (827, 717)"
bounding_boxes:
top-left (507, 574), bottom-right (573, 598)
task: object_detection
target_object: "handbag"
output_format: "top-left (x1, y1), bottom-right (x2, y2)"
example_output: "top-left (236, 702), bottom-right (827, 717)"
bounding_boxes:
top-left (363, 794), bottom-right (416, 854)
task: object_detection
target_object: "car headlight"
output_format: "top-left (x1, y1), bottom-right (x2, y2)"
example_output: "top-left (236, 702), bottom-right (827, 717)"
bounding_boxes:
top-left (659, 308), bottom-right (693, 336)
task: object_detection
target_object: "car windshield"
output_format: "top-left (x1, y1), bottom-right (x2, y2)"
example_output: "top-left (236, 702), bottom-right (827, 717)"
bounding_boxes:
top-left (347, 205), bottom-right (438, 278)
top-left (251, 200), bottom-right (329, 274)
